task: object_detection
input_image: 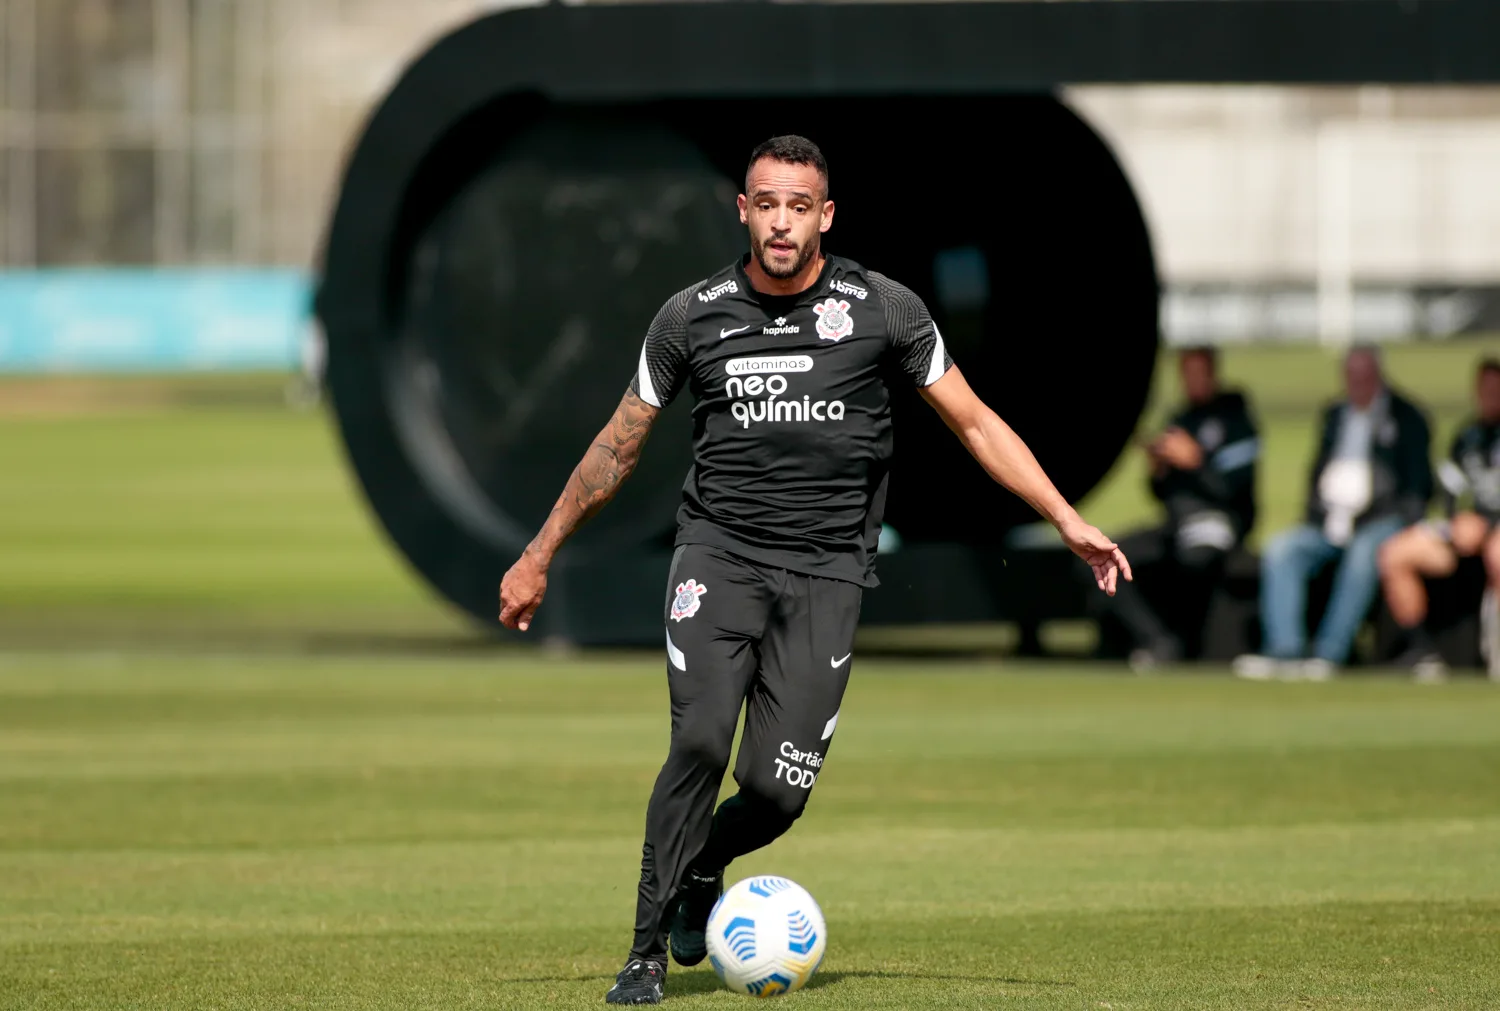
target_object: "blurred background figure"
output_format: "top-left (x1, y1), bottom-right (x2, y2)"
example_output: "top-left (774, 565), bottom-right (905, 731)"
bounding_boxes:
top-left (1236, 346), bottom-right (1432, 680)
top-left (1103, 347), bottom-right (1258, 670)
top-left (286, 320), bottom-right (327, 409)
top-left (1378, 359), bottom-right (1500, 682)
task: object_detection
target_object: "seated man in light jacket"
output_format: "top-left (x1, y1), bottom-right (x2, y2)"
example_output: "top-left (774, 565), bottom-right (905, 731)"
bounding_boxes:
top-left (1236, 346), bottom-right (1432, 680)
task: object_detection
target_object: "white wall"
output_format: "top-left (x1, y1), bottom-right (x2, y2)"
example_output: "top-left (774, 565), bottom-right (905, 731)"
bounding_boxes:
top-left (1069, 87), bottom-right (1500, 285)
top-left (1068, 87), bottom-right (1500, 341)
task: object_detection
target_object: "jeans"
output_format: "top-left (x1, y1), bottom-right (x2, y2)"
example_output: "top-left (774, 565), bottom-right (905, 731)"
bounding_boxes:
top-left (1260, 516), bottom-right (1405, 663)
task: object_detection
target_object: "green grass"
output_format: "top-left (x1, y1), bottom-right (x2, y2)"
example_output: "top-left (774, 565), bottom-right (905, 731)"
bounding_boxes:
top-left (0, 374), bottom-right (464, 650)
top-left (2, 658), bottom-right (1499, 1009)
top-left (3, 347), bottom-right (1500, 1008)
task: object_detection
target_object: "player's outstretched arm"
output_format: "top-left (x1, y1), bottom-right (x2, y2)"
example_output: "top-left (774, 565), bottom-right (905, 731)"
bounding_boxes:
top-left (498, 389), bottom-right (660, 630)
top-left (919, 366), bottom-right (1132, 596)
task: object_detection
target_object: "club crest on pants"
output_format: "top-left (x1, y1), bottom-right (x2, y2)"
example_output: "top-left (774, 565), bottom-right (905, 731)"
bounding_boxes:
top-left (813, 298), bottom-right (853, 342)
top-left (670, 579), bottom-right (708, 621)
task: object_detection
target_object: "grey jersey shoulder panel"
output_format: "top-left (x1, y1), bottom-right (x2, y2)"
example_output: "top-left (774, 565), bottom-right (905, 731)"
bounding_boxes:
top-left (630, 279), bottom-right (707, 409)
top-left (867, 270), bottom-right (954, 388)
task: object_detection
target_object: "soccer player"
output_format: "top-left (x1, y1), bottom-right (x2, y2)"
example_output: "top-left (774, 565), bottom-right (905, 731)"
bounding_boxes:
top-left (498, 135), bottom-right (1131, 1005)
top-left (1378, 358), bottom-right (1500, 682)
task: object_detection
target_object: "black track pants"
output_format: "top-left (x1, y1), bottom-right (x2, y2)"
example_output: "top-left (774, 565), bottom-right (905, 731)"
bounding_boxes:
top-left (629, 543), bottom-right (861, 962)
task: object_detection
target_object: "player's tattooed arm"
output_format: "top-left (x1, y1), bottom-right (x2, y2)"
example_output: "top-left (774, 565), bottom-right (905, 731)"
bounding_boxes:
top-left (499, 389), bottom-right (659, 630)
top-left (537, 388), bottom-right (659, 558)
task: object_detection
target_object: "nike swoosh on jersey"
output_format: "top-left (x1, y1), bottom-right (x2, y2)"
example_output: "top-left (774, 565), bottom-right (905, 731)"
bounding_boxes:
top-left (831, 652), bottom-right (852, 668)
top-left (719, 324), bottom-right (756, 339)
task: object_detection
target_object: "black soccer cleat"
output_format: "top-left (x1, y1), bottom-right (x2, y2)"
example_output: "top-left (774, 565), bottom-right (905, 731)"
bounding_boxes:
top-left (669, 868), bottom-right (723, 967)
top-left (605, 958), bottom-right (666, 1005)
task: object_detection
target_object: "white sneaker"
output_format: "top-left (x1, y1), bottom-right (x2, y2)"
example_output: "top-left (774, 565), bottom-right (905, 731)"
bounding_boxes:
top-left (1413, 658), bottom-right (1449, 684)
top-left (1299, 658), bottom-right (1337, 682)
top-left (1232, 654), bottom-right (1278, 681)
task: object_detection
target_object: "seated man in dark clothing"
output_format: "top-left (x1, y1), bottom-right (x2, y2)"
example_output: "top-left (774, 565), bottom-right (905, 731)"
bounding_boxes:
top-left (1379, 358), bottom-right (1500, 682)
top-left (1106, 346), bottom-right (1259, 668)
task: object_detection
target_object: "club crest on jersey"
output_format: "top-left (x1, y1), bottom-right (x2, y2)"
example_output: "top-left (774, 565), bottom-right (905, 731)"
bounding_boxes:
top-left (813, 298), bottom-right (854, 342)
top-left (670, 579), bottom-right (708, 621)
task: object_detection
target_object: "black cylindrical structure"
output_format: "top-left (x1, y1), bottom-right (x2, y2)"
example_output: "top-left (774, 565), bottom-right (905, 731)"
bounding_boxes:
top-left (318, 3), bottom-right (1179, 639)
top-left (318, 0), bottom-right (1500, 642)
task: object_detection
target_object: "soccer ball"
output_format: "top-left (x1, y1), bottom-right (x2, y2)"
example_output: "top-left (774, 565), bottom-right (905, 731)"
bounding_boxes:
top-left (706, 875), bottom-right (826, 997)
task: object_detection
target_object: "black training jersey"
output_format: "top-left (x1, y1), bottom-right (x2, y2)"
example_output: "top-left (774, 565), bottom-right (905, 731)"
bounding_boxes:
top-left (1150, 390), bottom-right (1260, 538)
top-left (629, 254), bottom-right (953, 586)
top-left (1440, 418), bottom-right (1500, 523)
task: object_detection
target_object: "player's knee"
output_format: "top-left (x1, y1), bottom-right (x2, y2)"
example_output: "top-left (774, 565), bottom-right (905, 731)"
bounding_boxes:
top-left (670, 720), bottom-right (736, 772)
top-left (736, 751), bottom-right (819, 822)
top-left (741, 779), bottom-right (810, 825)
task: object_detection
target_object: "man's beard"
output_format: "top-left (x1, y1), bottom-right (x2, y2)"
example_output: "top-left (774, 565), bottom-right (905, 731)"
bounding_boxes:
top-left (753, 233), bottom-right (818, 279)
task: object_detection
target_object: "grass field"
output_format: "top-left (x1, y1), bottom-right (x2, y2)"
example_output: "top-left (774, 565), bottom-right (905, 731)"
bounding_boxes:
top-left (3, 659), bottom-right (1499, 1009)
top-left (3, 345), bottom-right (1500, 1008)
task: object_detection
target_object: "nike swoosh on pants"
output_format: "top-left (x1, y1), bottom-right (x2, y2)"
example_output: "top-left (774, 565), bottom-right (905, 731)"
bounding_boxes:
top-left (831, 653), bottom-right (852, 668)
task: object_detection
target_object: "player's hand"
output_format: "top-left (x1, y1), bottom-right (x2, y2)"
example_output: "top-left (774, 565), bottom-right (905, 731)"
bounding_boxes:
top-left (499, 550), bottom-right (548, 631)
top-left (1058, 517), bottom-right (1133, 596)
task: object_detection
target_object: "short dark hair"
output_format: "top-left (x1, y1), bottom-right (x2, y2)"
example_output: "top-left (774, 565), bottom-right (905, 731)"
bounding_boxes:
top-left (1477, 357), bottom-right (1500, 380)
top-left (745, 135), bottom-right (829, 198)
top-left (1179, 345), bottom-right (1219, 370)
